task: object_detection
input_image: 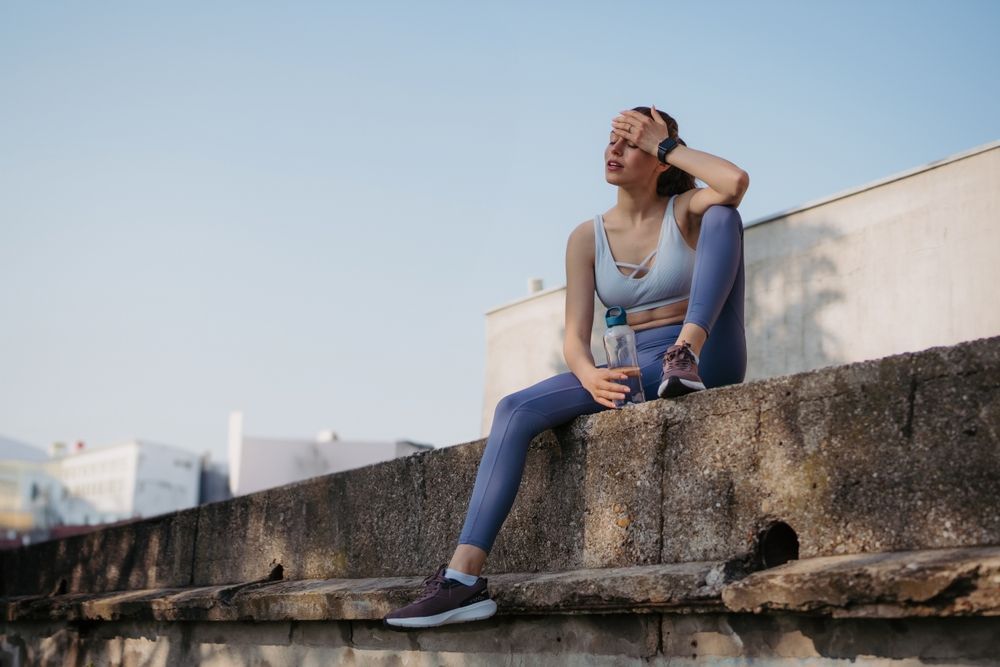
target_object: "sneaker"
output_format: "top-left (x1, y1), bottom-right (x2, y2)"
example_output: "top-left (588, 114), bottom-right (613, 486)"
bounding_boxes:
top-left (382, 563), bottom-right (497, 629)
top-left (657, 341), bottom-right (706, 398)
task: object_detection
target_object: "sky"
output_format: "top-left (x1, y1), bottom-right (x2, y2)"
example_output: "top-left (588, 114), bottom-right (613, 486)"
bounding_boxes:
top-left (2, 1), bottom-right (998, 462)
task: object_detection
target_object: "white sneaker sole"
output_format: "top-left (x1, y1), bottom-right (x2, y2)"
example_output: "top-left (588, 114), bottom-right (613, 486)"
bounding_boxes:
top-left (657, 376), bottom-right (706, 399)
top-left (384, 599), bottom-right (497, 628)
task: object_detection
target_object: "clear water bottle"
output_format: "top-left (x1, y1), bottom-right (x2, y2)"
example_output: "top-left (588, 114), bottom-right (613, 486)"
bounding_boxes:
top-left (603, 306), bottom-right (646, 408)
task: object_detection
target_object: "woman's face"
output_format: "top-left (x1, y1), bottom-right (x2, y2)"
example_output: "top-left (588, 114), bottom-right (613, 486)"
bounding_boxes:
top-left (604, 130), bottom-right (664, 188)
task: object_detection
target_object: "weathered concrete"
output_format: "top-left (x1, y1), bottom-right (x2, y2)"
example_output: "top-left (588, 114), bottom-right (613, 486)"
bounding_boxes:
top-left (2, 336), bottom-right (999, 598)
top-left (0, 509), bottom-right (197, 597)
top-left (3, 614), bottom-right (1000, 665)
top-left (2, 336), bottom-right (999, 664)
top-left (723, 546), bottom-right (1000, 618)
top-left (659, 334), bottom-right (1000, 563)
top-left (3, 547), bottom-right (997, 626)
top-left (0, 560), bottom-right (728, 624)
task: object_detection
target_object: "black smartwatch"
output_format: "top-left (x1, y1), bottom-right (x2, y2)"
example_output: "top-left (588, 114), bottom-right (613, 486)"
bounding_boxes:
top-left (657, 137), bottom-right (679, 164)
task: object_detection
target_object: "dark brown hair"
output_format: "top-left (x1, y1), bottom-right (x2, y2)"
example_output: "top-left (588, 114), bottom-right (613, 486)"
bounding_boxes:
top-left (631, 106), bottom-right (696, 197)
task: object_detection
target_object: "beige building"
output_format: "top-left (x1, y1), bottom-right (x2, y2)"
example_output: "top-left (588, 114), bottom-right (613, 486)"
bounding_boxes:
top-left (482, 139), bottom-right (1000, 436)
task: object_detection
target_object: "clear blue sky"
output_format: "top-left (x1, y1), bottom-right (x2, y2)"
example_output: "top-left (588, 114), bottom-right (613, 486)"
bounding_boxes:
top-left (2, 1), bottom-right (998, 462)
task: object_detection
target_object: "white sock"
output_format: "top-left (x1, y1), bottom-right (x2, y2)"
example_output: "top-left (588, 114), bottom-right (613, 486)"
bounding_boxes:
top-left (444, 567), bottom-right (478, 586)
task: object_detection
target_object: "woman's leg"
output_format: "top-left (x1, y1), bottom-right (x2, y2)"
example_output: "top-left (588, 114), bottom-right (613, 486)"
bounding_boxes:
top-left (697, 267), bottom-right (746, 388)
top-left (454, 324), bottom-right (683, 572)
top-left (661, 204), bottom-right (747, 394)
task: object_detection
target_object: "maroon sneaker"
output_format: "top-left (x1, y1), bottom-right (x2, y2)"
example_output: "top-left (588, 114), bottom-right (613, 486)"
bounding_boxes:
top-left (657, 341), bottom-right (706, 398)
top-left (383, 563), bottom-right (497, 629)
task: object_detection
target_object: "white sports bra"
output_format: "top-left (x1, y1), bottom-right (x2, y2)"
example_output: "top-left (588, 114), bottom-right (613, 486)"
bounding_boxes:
top-left (593, 195), bottom-right (696, 314)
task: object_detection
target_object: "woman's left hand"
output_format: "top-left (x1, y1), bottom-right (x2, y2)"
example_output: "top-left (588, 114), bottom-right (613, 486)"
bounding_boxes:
top-left (611, 105), bottom-right (670, 158)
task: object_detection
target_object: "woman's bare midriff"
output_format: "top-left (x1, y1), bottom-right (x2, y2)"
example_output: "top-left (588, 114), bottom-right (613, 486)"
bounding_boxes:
top-left (627, 299), bottom-right (689, 331)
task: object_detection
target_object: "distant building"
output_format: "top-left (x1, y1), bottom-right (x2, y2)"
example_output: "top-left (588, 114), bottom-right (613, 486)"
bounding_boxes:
top-left (199, 455), bottom-right (232, 505)
top-left (0, 436), bottom-right (61, 533)
top-left (481, 139), bottom-right (1000, 435)
top-left (227, 411), bottom-right (434, 496)
top-left (54, 439), bottom-right (201, 525)
top-left (0, 435), bottom-right (203, 545)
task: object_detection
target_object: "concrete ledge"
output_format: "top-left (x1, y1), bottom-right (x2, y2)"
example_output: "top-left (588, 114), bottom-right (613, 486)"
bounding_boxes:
top-left (723, 545), bottom-right (1000, 618)
top-left (3, 546), bottom-right (999, 625)
top-left (0, 560), bottom-right (729, 623)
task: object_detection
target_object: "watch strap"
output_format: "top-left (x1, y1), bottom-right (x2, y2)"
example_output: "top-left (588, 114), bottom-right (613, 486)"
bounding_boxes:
top-left (657, 137), bottom-right (679, 164)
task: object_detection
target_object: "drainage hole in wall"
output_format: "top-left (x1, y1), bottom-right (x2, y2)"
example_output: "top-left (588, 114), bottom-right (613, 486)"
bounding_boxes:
top-left (758, 521), bottom-right (799, 569)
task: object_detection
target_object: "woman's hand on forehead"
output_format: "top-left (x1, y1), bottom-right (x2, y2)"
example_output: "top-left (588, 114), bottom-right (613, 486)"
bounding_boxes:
top-left (611, 105), bottom-right (670, 157)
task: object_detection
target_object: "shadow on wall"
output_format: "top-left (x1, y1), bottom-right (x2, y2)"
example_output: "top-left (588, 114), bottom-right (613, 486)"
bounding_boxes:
top-left (548, 325), bottom-right (570, 376)
top-left (744, 218), bottom-right (845, 381)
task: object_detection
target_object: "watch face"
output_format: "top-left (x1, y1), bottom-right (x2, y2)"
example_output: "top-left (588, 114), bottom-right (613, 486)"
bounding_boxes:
top-left (658, 139), bottom-right (675, 162)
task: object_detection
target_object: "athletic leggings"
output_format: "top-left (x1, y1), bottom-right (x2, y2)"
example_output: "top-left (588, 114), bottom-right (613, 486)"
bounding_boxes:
top-left (458, 204), bottom-right (747, 554)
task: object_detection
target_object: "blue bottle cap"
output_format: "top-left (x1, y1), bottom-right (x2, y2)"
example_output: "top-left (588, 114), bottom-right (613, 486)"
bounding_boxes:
top-left (605, 306), bottom-right (628, 327)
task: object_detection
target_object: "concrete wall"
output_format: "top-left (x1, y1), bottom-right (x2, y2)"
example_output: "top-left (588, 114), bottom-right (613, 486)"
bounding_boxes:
top-left (481, 139), bottom-right (1000, 437)
top-left (2, 336), bottom-right (999, 665)
top-left (5, 335), bottom-right (998, 593)
top-left (743, 139), bottom-right (1000, 380)
top-left (4, 615), bottom-right (1000, 666)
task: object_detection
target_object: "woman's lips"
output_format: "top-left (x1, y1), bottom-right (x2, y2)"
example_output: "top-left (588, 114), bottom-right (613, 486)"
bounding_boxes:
top-left (607, 161), bottom-right (623, 171)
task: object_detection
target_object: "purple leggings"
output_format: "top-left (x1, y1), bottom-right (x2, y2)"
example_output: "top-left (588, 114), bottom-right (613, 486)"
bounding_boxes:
top-left (458, 204), bottom-right (747, 553)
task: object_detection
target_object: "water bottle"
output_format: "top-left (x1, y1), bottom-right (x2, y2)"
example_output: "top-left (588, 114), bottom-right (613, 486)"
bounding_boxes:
top-left (603, 306), bottom-right (646, 407)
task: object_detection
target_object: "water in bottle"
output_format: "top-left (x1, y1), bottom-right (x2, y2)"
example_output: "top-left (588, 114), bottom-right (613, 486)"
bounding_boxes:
top-left (603, 306), bottom-right (646, 408)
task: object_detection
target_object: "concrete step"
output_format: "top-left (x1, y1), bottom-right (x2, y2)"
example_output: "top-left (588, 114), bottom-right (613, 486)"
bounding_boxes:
top-left (2, 546), bottom-right (997, 624)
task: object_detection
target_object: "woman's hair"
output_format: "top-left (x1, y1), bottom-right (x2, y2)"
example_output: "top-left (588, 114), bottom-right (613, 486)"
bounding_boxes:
top-left (631, 106), bottom-right (697, 197)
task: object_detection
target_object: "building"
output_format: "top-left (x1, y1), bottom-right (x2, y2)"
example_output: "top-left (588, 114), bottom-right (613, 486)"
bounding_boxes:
top-left (481, 139), bottom-right (1000, 435)
top-left (227, 411), bottom-right (434, 497)
top-left (0, 436), bottom-right (61, 535)
top-left (55, 439), bottom-right (201, 525)
top-left (198, 454), bottom-right (232, 505)
top-left (0, 436), bottom-right (202, 542)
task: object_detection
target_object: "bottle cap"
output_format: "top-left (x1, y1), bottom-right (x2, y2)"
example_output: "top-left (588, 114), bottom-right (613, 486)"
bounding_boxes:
top-left (605, 306), bottom-right (628, 327)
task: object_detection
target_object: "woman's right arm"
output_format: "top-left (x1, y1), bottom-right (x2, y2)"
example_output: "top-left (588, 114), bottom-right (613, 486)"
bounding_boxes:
top-left (563, 222), bottom-right (631, 409)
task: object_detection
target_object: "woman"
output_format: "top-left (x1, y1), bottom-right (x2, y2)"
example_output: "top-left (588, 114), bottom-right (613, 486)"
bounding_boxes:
top-left (384, 105), bottom-right (749, 629)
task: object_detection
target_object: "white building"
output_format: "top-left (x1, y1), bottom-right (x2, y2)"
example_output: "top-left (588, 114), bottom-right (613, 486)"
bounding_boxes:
top-left (54, 439), bottom-right (201, 525)
top-left (227, 411), bottom-right (434, 496)
top-left (0, 436), bottom-right (203, 533)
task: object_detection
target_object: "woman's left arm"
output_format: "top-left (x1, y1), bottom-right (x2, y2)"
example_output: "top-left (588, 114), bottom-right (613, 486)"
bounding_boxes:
top-left (613, 107), bottom-right (749, 212)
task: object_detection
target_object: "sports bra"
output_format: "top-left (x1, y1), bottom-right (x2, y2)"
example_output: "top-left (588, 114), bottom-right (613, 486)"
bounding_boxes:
top-left (593, 194), bottom-right (696, 314)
